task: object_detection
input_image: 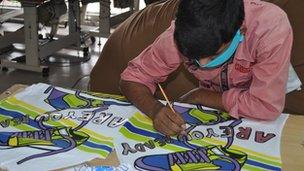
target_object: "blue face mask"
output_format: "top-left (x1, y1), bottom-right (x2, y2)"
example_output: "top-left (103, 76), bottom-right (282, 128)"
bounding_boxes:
top-left (195, 29), bottom-right (244, 69)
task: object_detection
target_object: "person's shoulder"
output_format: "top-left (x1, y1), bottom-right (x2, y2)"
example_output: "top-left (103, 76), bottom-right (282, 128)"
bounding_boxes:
top-left (159, 20), bottom-right (176, 40)
top-left (244, 0), bottom-right (290, 27)
top-left (154, 20), bottom-right (177, 48)
top-left (151, 20), bottom-right (183, 65)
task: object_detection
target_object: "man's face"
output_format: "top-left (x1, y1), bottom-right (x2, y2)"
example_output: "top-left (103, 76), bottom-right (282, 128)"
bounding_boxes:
top-left (197, 42), bottom-right (230, 66)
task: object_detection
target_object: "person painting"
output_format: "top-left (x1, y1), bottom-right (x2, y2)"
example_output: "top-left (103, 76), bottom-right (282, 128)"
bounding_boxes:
top-left (119, 0), bottom-right (293, 136)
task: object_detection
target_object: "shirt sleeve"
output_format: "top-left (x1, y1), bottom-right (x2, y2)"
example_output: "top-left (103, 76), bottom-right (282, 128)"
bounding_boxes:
top-left (222, 9), bottom-right (293, 120)
top-left (120, 22), bottom-right (182, 94)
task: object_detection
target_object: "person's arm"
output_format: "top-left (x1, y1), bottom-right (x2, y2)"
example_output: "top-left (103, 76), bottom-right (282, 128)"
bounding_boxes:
top-left (179, 88), bottom-right (225, 111)
top-left (120, 22), bottom-right (186, 135)
top-left (120, 80), bottom-right (161, 119)
top-left (120, 80), bottom-right (185, 136)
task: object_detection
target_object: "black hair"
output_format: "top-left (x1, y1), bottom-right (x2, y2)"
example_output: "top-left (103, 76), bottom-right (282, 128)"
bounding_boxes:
top-left (174, 0), bottom-right (244, 60)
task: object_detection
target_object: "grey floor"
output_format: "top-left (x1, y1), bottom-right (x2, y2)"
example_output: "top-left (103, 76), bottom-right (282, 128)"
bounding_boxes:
top-left (0, 0), bottom-right (148, 94)
top-left (0, 22), bottom-right (107, 93)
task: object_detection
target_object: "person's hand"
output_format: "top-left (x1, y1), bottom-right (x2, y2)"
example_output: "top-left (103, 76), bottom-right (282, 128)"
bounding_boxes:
top-left (152, 106), bottom-right (186, 136)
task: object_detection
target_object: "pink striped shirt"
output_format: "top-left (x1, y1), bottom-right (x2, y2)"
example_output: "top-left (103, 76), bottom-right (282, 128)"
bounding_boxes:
top-left (121, 0), bottom-right (293, 120)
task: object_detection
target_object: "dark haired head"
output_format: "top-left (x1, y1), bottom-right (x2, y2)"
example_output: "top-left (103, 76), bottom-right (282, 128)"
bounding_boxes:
top-left (174, 0), bottom-right (244, 60)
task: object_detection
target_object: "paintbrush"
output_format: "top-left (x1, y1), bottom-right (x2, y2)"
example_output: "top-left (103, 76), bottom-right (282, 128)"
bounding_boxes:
top-left (158, 84), bottom-right (186, 136)
top-left (157, 84), bottom-right (175, 113)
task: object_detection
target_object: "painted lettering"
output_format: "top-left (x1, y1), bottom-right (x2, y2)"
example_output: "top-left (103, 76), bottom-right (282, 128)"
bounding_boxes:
top-left (50, 113), bottom-right (63, 121)
top-left (121, 143), bottom-right (137, 155)
top-left (64, 111), bottom-right (77, 119)
top-left (155, 138), bottom-right (168, 147)
top-left (219, 126), bottom-right (233, 138)
top-left (236, 127), bottom-right (252, 140)
top-left (35, 114), bottom-right (49, 123)
top-left (177, 133), bottom-right (193, 142)
top-left (255, 131), bottom-right (276, 143)
top-left (206, 128), bottom-right (219, 138)
top-left (107, 117), bottom-right (127, 128)
top-left (11, 129), bottom-right (53, 141)
top-left (77, 111), bottom-right (93, 121)
top-left (134, 143), bottom-right (146, 152)
top-left (191, 131), bottom-right (204, 140)
top-left (92, 113), bottom-right (112, 125)
top-left (168, 148), bottom-right (210, 166)
top-left (143, 140), bottom-right (156, 150)
top-left (0, 119), bottom-right (10, 128)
